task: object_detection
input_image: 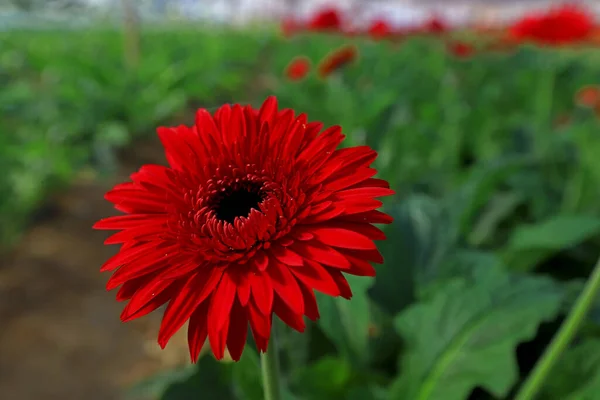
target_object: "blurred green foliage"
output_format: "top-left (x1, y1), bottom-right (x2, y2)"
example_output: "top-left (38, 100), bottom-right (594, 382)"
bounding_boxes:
top-left (4, 26), bottom-right (600, 400)
top-left (0, 27), bottom-right (270, 248)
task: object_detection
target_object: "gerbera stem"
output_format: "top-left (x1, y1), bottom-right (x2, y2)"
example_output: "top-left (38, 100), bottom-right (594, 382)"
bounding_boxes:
top-left (514, 254), bottom-right (600, 400)
top-left (260, 330), bottom-right (283, 400)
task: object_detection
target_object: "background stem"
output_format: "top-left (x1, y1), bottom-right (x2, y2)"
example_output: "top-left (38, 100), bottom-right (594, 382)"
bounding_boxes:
top-left (515, 255), bottom-right (600, 400)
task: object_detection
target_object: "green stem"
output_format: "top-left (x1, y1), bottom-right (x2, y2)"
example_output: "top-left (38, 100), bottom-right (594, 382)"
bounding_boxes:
top-left (260, 329), bottom-right (283, 400)
top-left (514, 254), bottom-right (600, 400)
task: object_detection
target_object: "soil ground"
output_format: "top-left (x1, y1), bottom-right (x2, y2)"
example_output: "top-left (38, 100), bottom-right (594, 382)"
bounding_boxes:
top-left (0, 139), bottom-right (190, 400)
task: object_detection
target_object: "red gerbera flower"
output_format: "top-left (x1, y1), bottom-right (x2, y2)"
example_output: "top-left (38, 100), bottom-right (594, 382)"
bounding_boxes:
top-left (285, 56), bottom-right (311, 81)
top-left (94, 97), bottom-right (394, 362)
top-left (307, 7), bottom-right (343, 32)
top-left (508, 4), bottom-right (595, 46)
top-left (447, 41), bottom-right (475, 59)
top-left (317, 44), bottom-right (358, 78)
top-left (368, 19), bottom-right (393, 40)
top-left (422, 15), bottom-right (448, 34)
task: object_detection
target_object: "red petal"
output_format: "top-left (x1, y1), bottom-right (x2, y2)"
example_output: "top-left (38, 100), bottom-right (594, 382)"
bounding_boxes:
top-left (298, 281), bottom-right (320, 321)
top-left (121, 279), bottom-right (183, 322)
top-left (270, 244), bottom-right (304, 266)
top-left (187, 301), bottom-right (210, 363)
top-left (115, 273), bottom-right (156, 301)
top-left (157, 268), bottom-right (224, 348)
top-left (334, 187), bottom-right (395, 200)
top-left (341, 252), bottom-right (377, 277)
top-left (327, 269), bottom-right (353, 299)
top-left (308, 226), bottom-right (377, 250)
top-left (290, 241), bottom-right (351, 269)
top-left (324, 220), bottom-right (386, 240)
top-left (207, 271), bottom-right (237, 335)
top-left (266, 260), bottom-right (305, 316)
top-left (344, 248), bottom-right (384, 264)
top-left (253, 250), bottom-right (269, 271)
top-left (209, 310), bottom-right (230, 360)
top-left (250, 272), bottom-right (274, 315)
top-left (105, 249), bottom-right (176, 290)
top-left (273, 297), bottom-right (305, 332)
top-left (289, 260), bottom-right (340, 297)
top-left (258, 96), bottom-right (278, 126)
top-left (248, 298), bottom-right (272, 340)
top-left (226, 299), bottom-right (249, 361)
top-left (93, 214), bottom-right (167, 230)
top-left (236, 272), bottom-right (251, 306)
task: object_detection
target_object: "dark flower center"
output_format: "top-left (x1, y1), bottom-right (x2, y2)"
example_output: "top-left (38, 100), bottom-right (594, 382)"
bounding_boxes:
top-left (213, 184), bottom-right (264, 224)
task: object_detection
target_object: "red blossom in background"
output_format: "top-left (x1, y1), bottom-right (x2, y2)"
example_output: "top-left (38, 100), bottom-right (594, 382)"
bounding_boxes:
top-left (307, 7), bottom-right (343, 32)
top-left (94, 97), bottom-right (394, 362)
top-left (368, 19), bottom-right (393, 40)
top-left (422, 15), bottom-right (448, 34)
top-left (285, 57), bottom-right (312, 81)
top-left (447, 41), bottom-right (475, 58)
top-left (508, 4), bottom-right (595, 45)
top-left (575, 85), bottom-right (600, 108)
top-left (317, 44), bottom-right (358, 78)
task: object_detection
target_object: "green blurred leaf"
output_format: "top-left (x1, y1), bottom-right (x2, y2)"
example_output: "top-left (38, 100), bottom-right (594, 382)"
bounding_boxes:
top-left (160, 356), bottom-right (235, 400)
top-left (503, 215), bottom-right (600, 271)
top-left (96, 121), bottom-right (130, 147)
top-left (538, 339), bottom-right (600, 400)
top-left (390, 264), bottom-right (563, 400)
top-left (370, 195), bottom-right (457, 314)
top-left (317, 275), bottom-right (372, 365)
top-left (127, 365), bottom-right (197, 399)
top-left (232, 350), bottom-right (263, 400)
top-left (290, 356), bottom-right (353, 400)
top-left (468, 191), bottom-right (524, 246)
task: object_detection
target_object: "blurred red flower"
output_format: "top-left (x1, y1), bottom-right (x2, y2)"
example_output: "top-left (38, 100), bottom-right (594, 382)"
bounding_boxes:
top-left (94, 97), bottom-right (394, 362)
top-left (368, 19), bottom-right (393, 40)
top-left (285, 56), bottom-right (311, 81)
top-left (317, 44), bottom-right (358, 77)
top-left (509, 4), bottom-right (595, 45)
top-left (575, 85), bottom-right (600, 107)
top-left (423, 15), bottom-right (448, 34)
top-left (308, 7), bottom-right (343, 32)
top-left (447, 41), bottom-right (475, 58)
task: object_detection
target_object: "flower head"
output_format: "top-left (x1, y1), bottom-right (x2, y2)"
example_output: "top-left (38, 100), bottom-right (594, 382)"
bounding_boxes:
top-left (447, 41), bottom-right (475, 59)
top-left (285, 56), bottom-right (311, 81)
top-left (509, 4), bottom-right (595, 46)
top-left (317, 44), bottom-right (358, 78)
top-left (368, 19), bottom-right (393, 40)
top-left (422, 15), bottom-right (448, 34)
top-left (308, 7), bottom-right (343, 32)
top-left (94, 97), bottom-right (394, 362)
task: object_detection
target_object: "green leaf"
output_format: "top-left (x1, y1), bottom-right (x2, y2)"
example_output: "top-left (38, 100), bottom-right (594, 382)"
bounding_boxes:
top-left (503, 215), bottom-right (600, 271)
top-left (455, 156), bottom-right (536, 235)
top-left (539, 339), bottom-right (600, 400)
top-left (160, 356), bottom-right (235, 400)
top-left (370, 195), bottom-right (457, 314)
top-left (291, 356), bottom-right (353, 400)
top-left (232, 350), bottom-right (263, 400)
top-left (127, 365), bottom-right (197, 399)
top-left (390, 265), bottom-right (563, 400)
top-left (317, 275), bottom-right (372, 365)
top-left (468, 192), bottom-right (524, 247)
